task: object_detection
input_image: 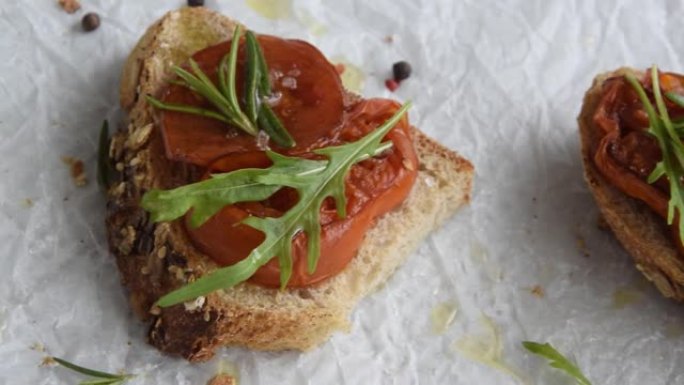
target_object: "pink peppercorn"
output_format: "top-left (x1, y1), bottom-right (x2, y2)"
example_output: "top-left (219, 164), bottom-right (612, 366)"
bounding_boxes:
top-left (385, 79), bottom-right (399, 92)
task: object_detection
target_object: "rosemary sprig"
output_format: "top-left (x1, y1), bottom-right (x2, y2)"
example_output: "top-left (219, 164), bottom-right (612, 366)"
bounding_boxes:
top-left (625, 66), bottom-right (684, 242)
top-left (51, 357), bottom-right (133, 385)
top-left (146, 26), bottom-right (294, 147)
top-left (142, 103), bottom-right (409, 307)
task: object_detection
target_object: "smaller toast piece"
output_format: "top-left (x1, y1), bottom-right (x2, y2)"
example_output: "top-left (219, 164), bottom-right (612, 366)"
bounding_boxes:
top-left (579, 68), bottom-right (684, 300)
top-left (106, 7), bottom-right (474, 361)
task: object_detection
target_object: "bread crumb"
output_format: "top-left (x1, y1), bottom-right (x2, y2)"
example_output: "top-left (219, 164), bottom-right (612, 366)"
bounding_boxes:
top-left (529, 285), bottom-right (544, 298)
top-left (207, 373), bottom-right (237, 385)
top-left (58, 0), bottom-right (81, 14)
top-left (40, 356), bottom-right (57, 367)
top-left (149, 306), bottom-right (161, 316)
top-left (62, 156), bottom-right (87, 187)
top-left (21, 198), bottom-right (34, 208)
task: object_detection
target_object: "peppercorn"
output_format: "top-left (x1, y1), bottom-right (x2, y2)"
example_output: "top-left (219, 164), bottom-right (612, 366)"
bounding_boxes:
top-left (188, 0), bottom-right (205, 6)
top-left (81, 12), bottom-right (100, 32)
top-left (392, 61), bottom-right (412, 82)
top-left (385, 79), bottom-right (399, 92)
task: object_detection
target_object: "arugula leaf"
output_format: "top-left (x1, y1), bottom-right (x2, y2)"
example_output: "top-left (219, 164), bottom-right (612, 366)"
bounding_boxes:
top-left (51, 357), bottom-right (132, 385)
top-left (143, 103), bottom-right (410, 307)
top-left (522, 341), bottom-right (592, 385)
top-left (625, 67), bottom-right (684, 242)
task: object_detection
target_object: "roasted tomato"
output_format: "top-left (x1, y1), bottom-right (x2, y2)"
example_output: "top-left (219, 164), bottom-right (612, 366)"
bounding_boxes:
top-left (159, 34), bottom-right (418, 287)
top-left (593, 71), bottom-right (684, 251)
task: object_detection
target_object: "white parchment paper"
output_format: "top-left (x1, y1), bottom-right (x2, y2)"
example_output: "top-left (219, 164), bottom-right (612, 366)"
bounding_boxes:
top-left (2, 1), bottom-right (684, 384)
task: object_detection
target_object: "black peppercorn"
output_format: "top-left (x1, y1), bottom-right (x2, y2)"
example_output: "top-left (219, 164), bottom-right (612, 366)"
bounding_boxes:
top-left (188, 0), bottom-right (205, 6)
top-left (392, 61), bottom-right (412, 82)
top-left (81, 12), bottom-right (100, 32)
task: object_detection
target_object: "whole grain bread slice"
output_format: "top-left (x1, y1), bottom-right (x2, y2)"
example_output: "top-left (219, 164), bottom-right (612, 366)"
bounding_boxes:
top-left (579, 68), bottom-right (684, 301)
top-left (106, 7), bottom-right (474, 361)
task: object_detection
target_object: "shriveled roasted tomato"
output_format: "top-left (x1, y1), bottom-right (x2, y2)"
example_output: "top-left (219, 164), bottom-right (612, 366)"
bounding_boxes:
top-left (593, 71), bottom-right (684, 244)
top-left (185, 99), bottom-right (417, 287)
top-left (160, 35), bottom-right (345, 166)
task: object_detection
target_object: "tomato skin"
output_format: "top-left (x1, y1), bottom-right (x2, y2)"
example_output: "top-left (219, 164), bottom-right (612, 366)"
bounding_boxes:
top-left (161, 34), bottom-right (418, 287)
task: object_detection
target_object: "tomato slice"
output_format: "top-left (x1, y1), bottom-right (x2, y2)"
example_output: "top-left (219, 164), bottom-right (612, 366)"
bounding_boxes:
top-left (185, 99), bottom-right (417, 287)
top-left (160, 35), bottom-right (345, 166)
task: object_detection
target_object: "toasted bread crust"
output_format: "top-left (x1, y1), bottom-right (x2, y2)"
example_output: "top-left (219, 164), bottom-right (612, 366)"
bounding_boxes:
top-left (578, 68), bottom-right (684, 300)
top-left (107, 8), bottom-right (473, 361)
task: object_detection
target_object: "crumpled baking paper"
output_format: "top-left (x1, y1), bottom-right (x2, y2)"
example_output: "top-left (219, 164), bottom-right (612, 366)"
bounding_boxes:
top-left (2, 0), bottom-right (684, 384)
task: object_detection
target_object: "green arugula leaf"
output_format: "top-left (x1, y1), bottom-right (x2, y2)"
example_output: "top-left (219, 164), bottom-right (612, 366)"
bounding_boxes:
top-left (625, 67), bottom-right (684, 242)
top-left (522, 341), bottom-right (592, 385)
top-left (51, 357), bottom-right (132, 385)
top-left (144, 102), bottom-right (410, 307)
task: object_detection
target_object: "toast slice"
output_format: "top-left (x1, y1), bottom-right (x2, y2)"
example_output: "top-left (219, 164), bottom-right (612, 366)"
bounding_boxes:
top-left (579, 68), bottom-right (684, 301)
top-left (106, 7), bottom-right (474, 361)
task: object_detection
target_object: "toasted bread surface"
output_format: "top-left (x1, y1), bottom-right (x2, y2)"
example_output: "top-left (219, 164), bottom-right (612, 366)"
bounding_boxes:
top-left (578, 68), bottom-right (684, 301)
top-left (107, 7), bottom-right (473, 361)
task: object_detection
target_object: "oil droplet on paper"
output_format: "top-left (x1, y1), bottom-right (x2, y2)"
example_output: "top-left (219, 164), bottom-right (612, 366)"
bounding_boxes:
top-left (246, 0), bottom-right (292, 20)
top-left (611, 287), bottom-right (643, 309)
top-left (297, 9), bottom-right (327, 36)
top-left (470, 240), bottom-right (502, 282)
top-left (664, 321), bottom-right (684, 339)
top-left (453, 315), bottom-right (531, 385)
top-left (431, 302), bottom-right (458, 334)
top-left (331, 56), bottom-right (366, 94)
top-left (213, 359), bottom-right (240, 385)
